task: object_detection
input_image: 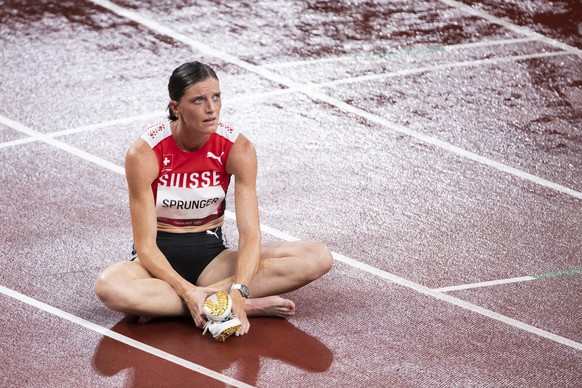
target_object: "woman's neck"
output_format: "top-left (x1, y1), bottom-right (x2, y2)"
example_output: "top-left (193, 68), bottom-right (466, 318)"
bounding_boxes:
top-left (171, 121), bottom-right (209, 152)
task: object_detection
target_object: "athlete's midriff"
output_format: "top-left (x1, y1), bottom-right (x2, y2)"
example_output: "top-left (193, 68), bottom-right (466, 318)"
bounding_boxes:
top-left (157, 215), bottom-right (225, 233)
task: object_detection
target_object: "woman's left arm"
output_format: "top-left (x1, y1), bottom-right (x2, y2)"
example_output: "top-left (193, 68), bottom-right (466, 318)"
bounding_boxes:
top-left (226, 134), bottom-right (262, 335)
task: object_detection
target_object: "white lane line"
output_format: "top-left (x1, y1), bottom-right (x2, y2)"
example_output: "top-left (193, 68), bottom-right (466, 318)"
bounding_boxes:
top-left (436, 36), bottom-right (538, 51)
top-left (86, 0), bottom-right (582, 202)
top-left (5, 110), bottom-right (578, 206)
top-left (0, 285), bottom-right (254, 388)
top-left (329, 251), bottom-right (582, 351)
top-left (225, 212), bottom-right (582, 351)
top-left (318, 50), bottom-right (571, 87)
top-left (46, 112), bottom-right (161, 138)
top-left (2, 0), bottom-right (578, 355)
top-left (301, 87), bottom-right (582, 200)
top-left (0, 90), bottom-right (297, 150)
top-left (87, 0), bottom-right (301, 91)
top-left (434, 268), bottom-right (582, 293)
top-left (438, 0), bottom-right (582, 56)
top-left (432, 276), bottom-right (536, 293)
top-left (38, 89), bottom-right (294, 139)
top-left (0, 136), bottom-right (39, 149)
top-left (3, 71), bottom-right (579, 203)
top-left (0, 112), bottom-right (160, 150)
top-left (261, 37), bottom-right (539, 68)
top-left (0, 115), bottom-right (125, 175)
top-left (2, 112), bottom-right (582, 354)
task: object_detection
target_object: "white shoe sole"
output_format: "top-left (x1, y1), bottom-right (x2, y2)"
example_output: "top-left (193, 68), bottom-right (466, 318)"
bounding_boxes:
top-left (203, 316), bottom-right (242, 342)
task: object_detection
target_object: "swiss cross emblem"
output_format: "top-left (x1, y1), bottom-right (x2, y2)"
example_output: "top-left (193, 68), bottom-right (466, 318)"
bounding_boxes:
top-left (162, 154), bottom-right (173, 171)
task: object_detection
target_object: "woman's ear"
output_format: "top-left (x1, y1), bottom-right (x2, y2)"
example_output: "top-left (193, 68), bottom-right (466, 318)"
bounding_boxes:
top-left (169, 100), bottom-right (178, 116)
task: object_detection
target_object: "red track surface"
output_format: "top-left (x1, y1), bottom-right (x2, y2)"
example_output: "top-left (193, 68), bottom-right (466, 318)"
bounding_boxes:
top-left (1, 1), bottom-right (581, 387)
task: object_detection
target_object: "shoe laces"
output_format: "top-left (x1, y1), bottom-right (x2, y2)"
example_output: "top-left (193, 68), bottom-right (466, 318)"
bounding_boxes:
top-left (202, 313), bottom-right (237, 336)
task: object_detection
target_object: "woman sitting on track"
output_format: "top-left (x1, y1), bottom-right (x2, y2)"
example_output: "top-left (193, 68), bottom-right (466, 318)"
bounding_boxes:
top-left (94, 61), bottom-right (333, 341)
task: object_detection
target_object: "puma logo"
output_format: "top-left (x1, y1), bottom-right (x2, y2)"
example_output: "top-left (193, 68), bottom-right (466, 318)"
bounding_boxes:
top-left (207, 151), bottom-right (224, 165)
top-left (206, 229), bottom-right (219, 239)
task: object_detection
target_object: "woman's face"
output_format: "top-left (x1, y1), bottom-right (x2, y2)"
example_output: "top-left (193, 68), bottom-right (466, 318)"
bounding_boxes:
top-left (171, 77), bottom-right (222, 135)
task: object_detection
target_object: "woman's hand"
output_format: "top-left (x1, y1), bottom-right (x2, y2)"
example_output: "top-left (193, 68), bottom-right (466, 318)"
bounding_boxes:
top-left (230, 291), bottom-right (250, 336)
top-left (181, 286), bottom-right (220, 328)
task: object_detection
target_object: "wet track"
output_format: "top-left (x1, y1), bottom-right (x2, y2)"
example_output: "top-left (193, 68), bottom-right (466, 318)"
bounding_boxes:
top-left (1, 0), bottom-right (581, 387)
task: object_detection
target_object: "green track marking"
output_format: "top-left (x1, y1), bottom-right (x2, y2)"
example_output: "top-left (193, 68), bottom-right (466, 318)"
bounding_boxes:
top-left (361, 46), bottom-right (445, 59)
top-left (434, 268), bottom-right (582, 293)
top-left (532, 268), bottom-right (582, 279)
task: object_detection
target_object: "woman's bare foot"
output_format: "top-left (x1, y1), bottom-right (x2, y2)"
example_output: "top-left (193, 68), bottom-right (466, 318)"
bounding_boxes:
top-left (244, 295), bottom-right (296, 318)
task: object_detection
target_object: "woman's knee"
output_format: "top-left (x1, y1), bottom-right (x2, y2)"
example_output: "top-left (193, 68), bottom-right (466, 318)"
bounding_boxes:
top-left (94, 262), bottom-right (137, 311)
top-left (307, 241), bottom-right (333, 278)
top-left (94, 268), bottom-right (118, 307)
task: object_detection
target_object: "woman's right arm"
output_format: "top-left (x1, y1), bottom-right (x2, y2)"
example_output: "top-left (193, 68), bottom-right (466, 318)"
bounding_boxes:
top-left (125, 139), bottom-right (214, 327)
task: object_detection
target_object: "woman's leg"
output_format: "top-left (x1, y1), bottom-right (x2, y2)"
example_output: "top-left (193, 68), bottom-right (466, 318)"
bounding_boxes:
top-left (94, 260), bottom-right (188, 317)
top-left (196, 240), bottom-right (333, 317)
top-left (95, 240), bottom-right (333, 318)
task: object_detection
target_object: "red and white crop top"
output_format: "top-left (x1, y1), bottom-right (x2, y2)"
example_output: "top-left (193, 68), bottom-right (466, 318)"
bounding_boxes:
top-left (140, 121), bottom-right (239, 232)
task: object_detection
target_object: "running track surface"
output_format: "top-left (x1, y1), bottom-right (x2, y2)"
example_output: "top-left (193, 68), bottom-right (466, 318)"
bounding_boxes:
top-left (1, 1), bottom-right (581, 387)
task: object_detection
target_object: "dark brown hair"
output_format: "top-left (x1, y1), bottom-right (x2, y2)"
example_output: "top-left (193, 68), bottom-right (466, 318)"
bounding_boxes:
top-left (167, 61), bottom-right (219, 121)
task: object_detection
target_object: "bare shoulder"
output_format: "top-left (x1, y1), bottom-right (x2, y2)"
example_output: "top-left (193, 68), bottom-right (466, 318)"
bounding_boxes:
top-left (231, 133), bottom-right (256, 156)
top-left (227, 134), bottom-right (257, 177)
top-left (126, 137), bottom-right (153, 161)
top-left (125, 138), bottom-right (158, 183)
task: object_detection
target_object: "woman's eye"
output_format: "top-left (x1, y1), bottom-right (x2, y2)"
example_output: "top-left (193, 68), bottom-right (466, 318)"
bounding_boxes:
top-left (212, 94), bottom-right (221, 101)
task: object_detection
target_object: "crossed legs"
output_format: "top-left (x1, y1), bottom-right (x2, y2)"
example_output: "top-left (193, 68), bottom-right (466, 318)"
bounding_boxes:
top-left (94, 240), bottom-right (333, 319)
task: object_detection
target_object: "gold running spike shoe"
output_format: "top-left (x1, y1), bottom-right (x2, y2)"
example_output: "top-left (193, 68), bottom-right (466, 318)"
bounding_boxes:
top-left (203, 315), bottom-right (242, 342)
top-left (203, 291), bottom-right (232, 321)
top-left (202, 291), bottom-right (241, 341)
